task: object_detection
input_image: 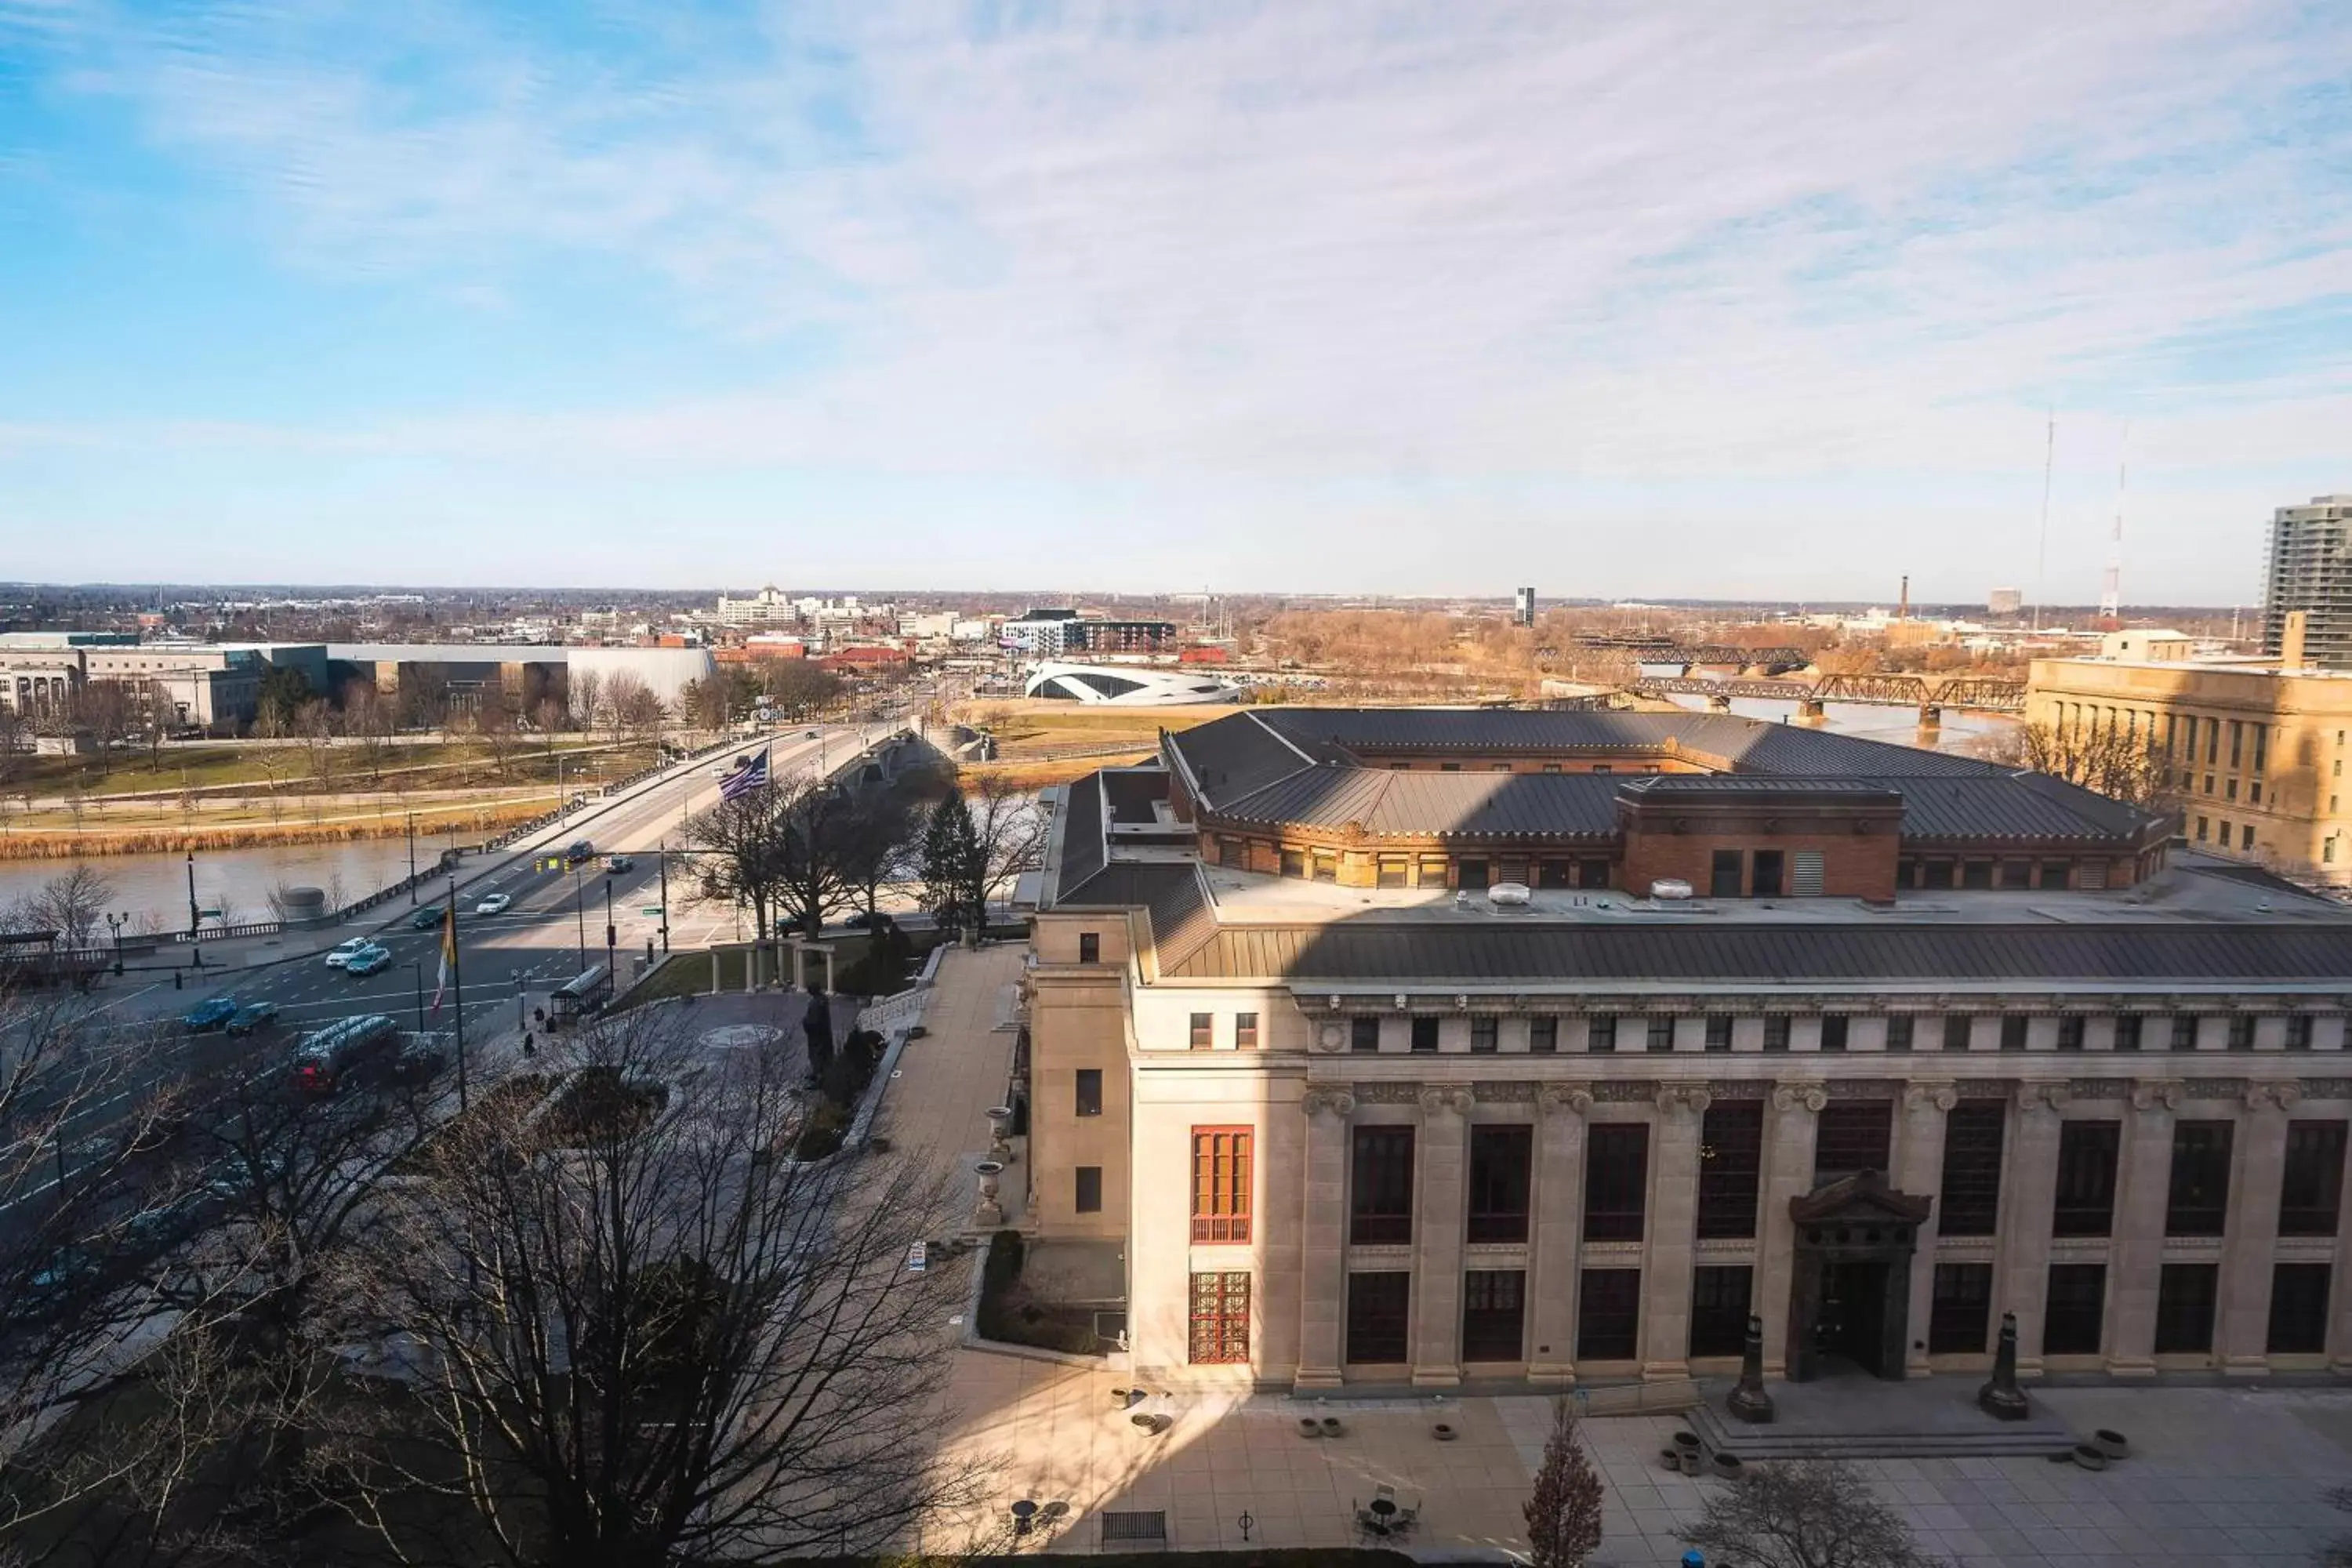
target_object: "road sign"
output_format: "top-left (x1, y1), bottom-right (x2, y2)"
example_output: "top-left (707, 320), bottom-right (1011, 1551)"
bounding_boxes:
top-left (641, 906), bottom-right (663, 916)
top-left (198, 907), bottom-right (223, 919)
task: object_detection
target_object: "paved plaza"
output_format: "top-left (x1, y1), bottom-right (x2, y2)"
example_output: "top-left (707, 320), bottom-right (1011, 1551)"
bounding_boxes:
top-left (893, 948), bottom-right (2352, 1566)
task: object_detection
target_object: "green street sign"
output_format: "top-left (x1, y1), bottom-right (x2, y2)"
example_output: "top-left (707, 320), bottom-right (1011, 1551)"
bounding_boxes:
top-left (641, 906), bottom-right (663, 916)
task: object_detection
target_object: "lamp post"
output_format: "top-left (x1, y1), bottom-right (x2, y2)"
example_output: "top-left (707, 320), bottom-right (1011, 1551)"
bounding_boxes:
top-left (104, 911), bottom-right (125, 975)
top-left (603, 877), bottom-right (615, 973)
top-left (185, 850), bottom-right (199, 938)
top-left (407, 811), bottom-right (418, 903)
top-left (573, 861), bottom-right (587, 975)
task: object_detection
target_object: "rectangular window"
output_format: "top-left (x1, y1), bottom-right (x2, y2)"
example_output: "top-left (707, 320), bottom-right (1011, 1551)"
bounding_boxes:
top-left (1410, 1015), bottom-right (1440, 1053)
top-left (1929, 1262), bottom-right (1994, 1356)
top-left (2230, 720), bottom-right (2244, 768)
top-left (2268, 1263), bottom-right (2332, 1355)
top-left (1191, 1127), bottom-right (1252, 1243)
top-left (2281, 1121), bottom-right (2347, 1237)
top-left (1814, 1101), bottom-right (1893, 1182)
top-left (1885, 1015), bottom-right (1914, 1053)
top-left (1710, 848), bottom-right (1743, 898)
top-left (1189, 1012), bottom-right (1214, 1051)
top-left (2170, 1015), bottom-right (2201, 1052)
top-left (1279, 847), bottom-right (1306, 878)
top-left (2114, 1015), bottom-right (2143, 1052)
top-left (1075, 1165), bottom-right (1102, 1214)
top-left (1962, 858), bottom-right (1994, 890)
top-left (1697, 1100), bottom-right (1763, 1240)
top-left (2000, 1015), bottom-right (2029, 1052)
top-left (1345, 1271), bottom-right (1410, 1363)
top-left (1751, 848), bottom-right (1785, 898)
top-left (1376, 855), bottom-right (1410, 889)
top-left (1467, 1124), bottom-right (1534, 1243)
top-left (1922, 859), bottom-right (1955, 890)
top-left (2289, 1015), bottom-right (2315, 1051)
top-left (2165, 1121), bottom-right (2234, 1236)
top-left (1235, 1012), bottom-right (1258, 1050)
top-left (1350, 1016), bottom-right (1381, 1053)
top-left (1762, 1015), bottom-right (1791, 1052)
top-left (2043, 1263), bottom-right (2107, 1356)
top-left (1310, 850), bottom-right (1338, 884)
top-left (2228, 1015), bottom-right (2256, 1051)
top-left (1537, 858), bottom-right (1573, 888)
top-left (1188, 1271), bottom-right (1250, 1364)
top-left (1078, 931), bottom-right (1100, 964)
top-left (2056, 1015), bottom-right (2085, 1051)
top-left (1577, 1268), bottom-right (1642, 1361)
top-left (1584, 1124), bottom-right (1650, 1241)
top-left (1936, 1100), bottom-right (2006, 1236)
top-left (1704, 1014), bottom-right (1733, 1052)
top-left (1470, 1016), bottom-right (1499, 1054)
top-left (1943, 1014), bottom-right (1973, 1052)
top-left (1690, 1265), bottom-right (1752, 1358)
top-left (1529, 1016), bottom-right (1558, 1054)
top-left (1350, 1126), bottom-right (1415, 1245)
top-left (1588, 1014), bottom-right (1618, 1053)
top-left (1076, 1069), bottom-right (1102, 1117)
top-left (2041, 859), bottom-right (2071, 889)
top-left (1820, 1016), bottom-right (1849, 1053)
top-left (1645, 1014), bottom-right (1675, 1053)
top-left (1578, 856), bottom-right (1612, 889)
top-left (2154, 1263), bottom-right (2220, 1355)
top-left (1457, 857), bottom-right (1490, 891)
top-left (1462, 1269), bottom-right (1527, 1361)
top-left (1417, 854), bottom-right (1450, 887)
top-left (1998, 858), bottom-right (2033, 888)
top-left (2053, 1121), bottom-right (2122, 1237)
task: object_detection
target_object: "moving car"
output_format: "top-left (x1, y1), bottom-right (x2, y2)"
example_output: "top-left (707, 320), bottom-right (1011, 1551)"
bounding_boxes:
top-left (604, 854), bottom-right (635, 873)
top-left (292, 1014), bottom-right (399, 1095)
top-left (324, 938), bottom-right (372, 969)
top-left (412, 905), bottom-right (446, 931)
top-left (475, 892), bottom-right (513, 916)
top-left (181, 996), bottom-right (240, 1032)
top-left (343, 944), bottom-right (392, 977)
top-left (224, 1000), bottom-right (281, 1036)
top-left (564, 840), bottom-right (595, 865)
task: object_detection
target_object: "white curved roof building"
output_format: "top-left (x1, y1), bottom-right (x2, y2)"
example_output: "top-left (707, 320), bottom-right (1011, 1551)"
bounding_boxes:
top-left (1023, 662), bottom-right (1239, 706)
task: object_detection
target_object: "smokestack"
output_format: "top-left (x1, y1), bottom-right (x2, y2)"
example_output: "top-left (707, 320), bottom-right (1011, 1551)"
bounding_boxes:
top-left (1898, 575), bottom-right (1910, 621)
top-left (2283, 609), bottom-right (2310, 670)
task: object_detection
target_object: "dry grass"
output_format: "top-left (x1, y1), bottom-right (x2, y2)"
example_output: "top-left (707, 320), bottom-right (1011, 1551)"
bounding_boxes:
top-left (0, 799), bottom-right (554, 860)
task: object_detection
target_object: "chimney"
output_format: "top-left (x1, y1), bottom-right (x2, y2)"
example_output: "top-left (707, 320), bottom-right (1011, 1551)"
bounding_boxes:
top-left (1897, 575), bottom-right (1910, 621)
top-left (2283, 609), bottom-right (2309, 670)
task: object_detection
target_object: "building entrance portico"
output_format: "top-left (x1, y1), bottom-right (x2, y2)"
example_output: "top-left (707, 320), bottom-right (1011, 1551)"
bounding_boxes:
top-left (1785, 1171), bottom-right (1933, 1383)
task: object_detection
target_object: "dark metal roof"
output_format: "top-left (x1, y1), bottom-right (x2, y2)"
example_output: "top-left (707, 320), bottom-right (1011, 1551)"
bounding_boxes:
top-left (1051, 773), bottom-right (1107, 901)
top-left (1048, 859), bottom-right (1218, 971)
top-left (1102, 767), bottom-right (1172, 826)
top-left (1162, 920), bottom-right (2352, 985)
top-left (1216, 768), bottom-right (1621, 837)
top-left (1165, 711), bottom-right (1329, 810)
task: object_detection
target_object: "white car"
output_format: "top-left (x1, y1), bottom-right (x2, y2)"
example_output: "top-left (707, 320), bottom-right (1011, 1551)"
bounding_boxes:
top-left (325, 938), bottom-right (372, 969)
top-left (475, 893), bottom-right (514, 916)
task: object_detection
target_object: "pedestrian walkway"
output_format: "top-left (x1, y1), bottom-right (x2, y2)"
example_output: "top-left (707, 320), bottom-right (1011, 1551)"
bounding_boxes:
top-left (868, 943), bottom-right (1025, 1210)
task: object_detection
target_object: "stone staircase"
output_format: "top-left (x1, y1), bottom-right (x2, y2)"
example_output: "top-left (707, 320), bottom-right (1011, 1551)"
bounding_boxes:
top-left (1686, 1377), bottom-right (2079, 1462)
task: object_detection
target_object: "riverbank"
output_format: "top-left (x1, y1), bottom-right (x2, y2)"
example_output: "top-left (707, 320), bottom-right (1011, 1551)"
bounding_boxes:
top-left (0, 800), bottom-right (551, 861)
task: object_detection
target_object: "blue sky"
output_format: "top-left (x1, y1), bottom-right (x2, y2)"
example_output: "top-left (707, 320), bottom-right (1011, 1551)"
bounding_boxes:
top-left (3, 1), bottom-right (2350, 601)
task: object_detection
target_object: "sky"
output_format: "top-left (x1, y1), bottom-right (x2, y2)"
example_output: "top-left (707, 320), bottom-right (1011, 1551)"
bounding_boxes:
top-left (2, 1), bottom-right (2349, 602)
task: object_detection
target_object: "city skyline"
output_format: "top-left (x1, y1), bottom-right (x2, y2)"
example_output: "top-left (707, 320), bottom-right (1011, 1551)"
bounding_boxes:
top-left (3, 3), bottom-right (2349, 596)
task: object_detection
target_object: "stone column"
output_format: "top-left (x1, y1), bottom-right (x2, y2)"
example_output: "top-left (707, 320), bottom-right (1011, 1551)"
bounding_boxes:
top-left (2002, 1080), bottom-right (2071, 1374)
top-left (2106, 1080), bottom-right (2182, 1376)
top-left (1757, 1081), bottom-right (1825, 1376)
top-left (1897, 1081), bottom-right (1958, 1374)
top-left (2218, 1080), bottom-right (2300, 1375)
top-left (1410, 1084), bottom-right (1472, 1387)
top-left (1294, 1087), bottom-right (1356, 1392)
top-left (1642, 1083), bottom-right (1711, 1379)
top-left (1526, 1083), bottom-right (1592, 1387)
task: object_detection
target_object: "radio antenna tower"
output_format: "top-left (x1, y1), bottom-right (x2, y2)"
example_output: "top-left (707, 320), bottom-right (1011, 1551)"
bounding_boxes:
top-left (2032, 409), bottom-right (2054, 633)
top-left (2097, 422), bottom-right (2130, 624)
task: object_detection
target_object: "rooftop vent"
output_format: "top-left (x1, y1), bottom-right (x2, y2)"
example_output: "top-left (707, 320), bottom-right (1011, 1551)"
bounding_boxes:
top-left (1487, 882), bottom-right (1531, 907)
top-left (1650, 878), bottom-right (1695, 902)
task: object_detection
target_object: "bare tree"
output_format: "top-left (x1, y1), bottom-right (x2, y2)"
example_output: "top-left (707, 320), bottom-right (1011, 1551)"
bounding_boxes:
top-left (568, 668), bottom-right (605, 738)
top-left (343, 679), bottom-right (392, 785)
top-left (1680, 1458), bottom-right (1943, 1568)
top-left (74, 681), bottom-right (135, 779)
top-left (605, 673), bottom-right (666, 740)
top-left (28, 866), bottom-right (118, 947)
top-left (1523, 1398), bottom-right (1604, 1568)
top-left (685, 773), bottom-right (866, 941)
top-left (2017, 720), bottom-right (2165, 808)
top-left (347, 1011), bottom-right (983, 1566)
top-left (142, 682), bottom-right (178, 771)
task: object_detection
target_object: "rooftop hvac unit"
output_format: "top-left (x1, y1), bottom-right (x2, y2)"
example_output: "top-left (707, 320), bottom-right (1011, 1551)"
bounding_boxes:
top-left (1650, 878), bottom-right (1695, 901)
top-left (1487, 882), bottom-right (1531, 906)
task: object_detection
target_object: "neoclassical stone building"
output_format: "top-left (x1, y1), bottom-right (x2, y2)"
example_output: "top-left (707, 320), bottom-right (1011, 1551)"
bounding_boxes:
top-left (1025, 708), bottom-right (2352, 1392)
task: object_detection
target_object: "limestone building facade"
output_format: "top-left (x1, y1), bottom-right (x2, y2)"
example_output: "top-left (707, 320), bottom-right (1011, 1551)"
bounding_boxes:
top-left (1025, 707), bottom-right (2352, 1395)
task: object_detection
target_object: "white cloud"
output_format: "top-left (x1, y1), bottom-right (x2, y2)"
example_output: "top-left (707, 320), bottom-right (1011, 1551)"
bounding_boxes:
top-left (8, 0), bottom-right (2352, 594)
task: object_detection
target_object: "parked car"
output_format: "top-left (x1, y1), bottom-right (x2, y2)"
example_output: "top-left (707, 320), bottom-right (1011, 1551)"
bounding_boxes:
top-left (291, 1014), bottom-right (399, 1095)
top-left (224, 1000), bottom-right (281, 1036)
top-left (412, 905), bottom-right (447, 931)
top-left (181, 996), bottom-right (240, 1032)
top-left (604, 854), bottom-right (635, 873)
top-left (564, 840), bottom-right (594, 865)
top-left (475, 892), bottom-right (513, 916)
top-left (343, 944), bottom-right (392, 977)
top-left (324, 938), bottom-right (372, 970)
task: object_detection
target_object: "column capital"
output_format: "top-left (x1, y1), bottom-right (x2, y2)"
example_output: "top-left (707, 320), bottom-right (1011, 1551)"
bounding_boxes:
top-left (2131, 1078), bottom-right (2186, 1112)
top-left (1417, 1084), bottom-right (1473, 1118)
top-left (1772, 1082), bottom-right (1828, 1114)
top-left (1902, 1081), bottom-right (1959, 1114)
top-left (1655, 1082), bottom-right (1713, 1117)
top-left (2016, 1080), bottom-right (2071, 1114)
top-left (1301, 1086), bottom-right (1357, 1120)
top-left (1538, 1082), bottom-right (1595, 1118)
top-left (2245, 1080), bottom-right (2305, 1112)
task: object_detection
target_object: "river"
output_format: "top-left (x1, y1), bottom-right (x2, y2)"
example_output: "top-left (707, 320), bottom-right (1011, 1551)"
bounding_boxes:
top-left (1655, 692), bottom-right (2020, 757)
top-left (0, 837), bottom-right (438, 936)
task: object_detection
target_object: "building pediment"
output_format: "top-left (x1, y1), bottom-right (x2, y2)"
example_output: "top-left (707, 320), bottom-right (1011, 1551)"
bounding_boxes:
top-left (1788, 1168), bottom-right (1933, 1228)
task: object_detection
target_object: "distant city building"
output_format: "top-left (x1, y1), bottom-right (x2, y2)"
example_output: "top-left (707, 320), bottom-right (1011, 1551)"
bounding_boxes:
top-left (1000, 608), bottom-right (1176, 657)
top-left (1988, 586), bottom-right (2023, 616)
top-left (2264, 495), bottom-right (2352, 670)
top-left (1514, 586), bottom-right (1537, 626)
top-left (0, 634), bottom-right (321, 731)
top-left (714, 586), bottom-right (797, 628)
top-left (1022, 662), bottom-right (1239, 705)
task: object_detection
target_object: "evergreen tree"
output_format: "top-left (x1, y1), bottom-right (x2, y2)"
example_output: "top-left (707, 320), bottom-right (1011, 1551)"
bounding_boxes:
top-left (920, 794), bottom-right (978, 938)
top-left (1524, 1398), bottom-right (1605, 1568)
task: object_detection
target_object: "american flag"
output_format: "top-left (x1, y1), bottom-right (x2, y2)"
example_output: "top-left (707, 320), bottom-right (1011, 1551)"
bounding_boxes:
top-left (719, 747), bottom-right (771, 800)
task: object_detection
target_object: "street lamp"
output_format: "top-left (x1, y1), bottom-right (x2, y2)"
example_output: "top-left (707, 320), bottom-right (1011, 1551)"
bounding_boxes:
top-left (103, 911), bottom-right (126, 975)
top-left (407, 811), bottom-right (418, 903)
top-left (573, 861), bottom-right (587, 975)
top-left (604, 877), bottom-right (615, 973)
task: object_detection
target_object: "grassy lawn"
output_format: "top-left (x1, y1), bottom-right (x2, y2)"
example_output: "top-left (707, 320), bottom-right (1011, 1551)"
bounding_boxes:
top-left (612, 948), bottom-right (767, 1009)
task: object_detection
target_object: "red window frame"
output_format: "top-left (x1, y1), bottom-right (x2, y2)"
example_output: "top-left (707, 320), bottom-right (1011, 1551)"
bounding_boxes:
top-left (1192, 1126), bottom-right (1253, 1243)
top-left (1188, 1271), bottom-right (1251, 1364)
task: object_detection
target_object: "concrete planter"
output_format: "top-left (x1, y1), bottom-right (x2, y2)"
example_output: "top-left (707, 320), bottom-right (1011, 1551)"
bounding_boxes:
top-left (1432, 1422), bottom-right (1457, 1442)
top-left (2093, 1429), bottom-right (2129, 1460)
top-left (2071, 1443), bottom-right (2110, 1472)
top-left (1672, 1431), bottom-right (1703, 1474)
top-left (1298, 1418), bottom-right (1322, 1439)
top-left (1711, 1453), bottom-right (1744, 1480)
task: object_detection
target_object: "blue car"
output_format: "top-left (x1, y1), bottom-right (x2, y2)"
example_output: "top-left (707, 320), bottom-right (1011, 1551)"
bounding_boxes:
top-left (182, 996), bottom-right (239, 1032)
top-left (344, 944), bottom-right (393, 978)
top-left (225, 1000), bottom-right (281, 1036)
